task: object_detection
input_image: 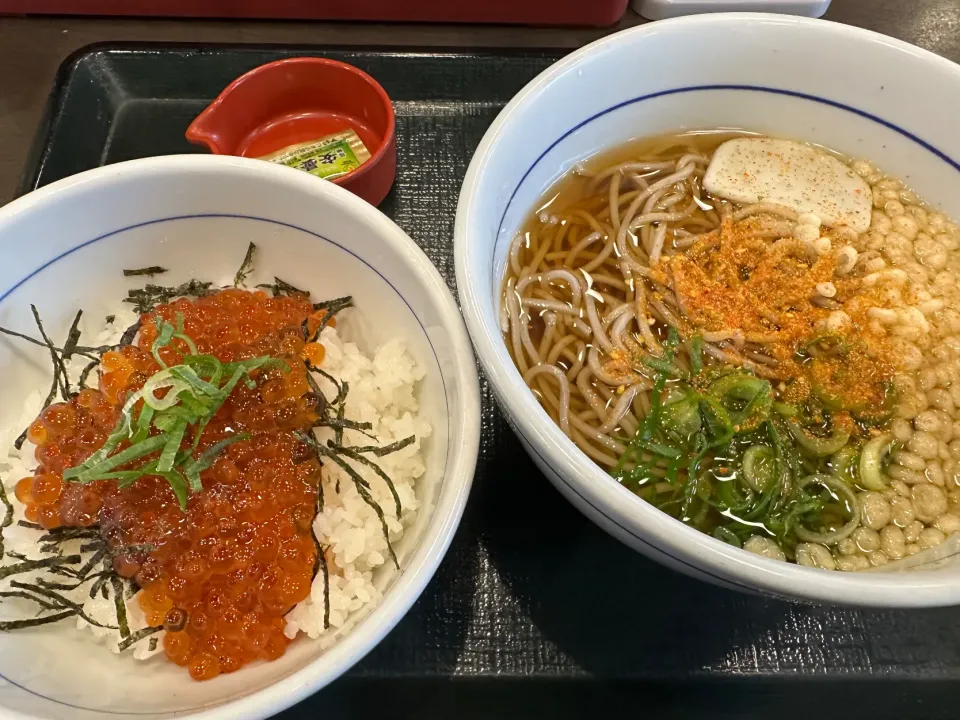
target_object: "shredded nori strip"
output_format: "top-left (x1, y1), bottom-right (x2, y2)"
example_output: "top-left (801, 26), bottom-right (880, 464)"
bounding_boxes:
top-left (7, 308), bottom-right (98, 448)
top-left (0, 611), bottom-right (74, 631)
top-left (39, 527), bottom-right (99, 544)
top-left (17, 520), bottom-right (42, 530)
top-left (31, 304), bottom-right (70, 407)
top-left (234, 242), bottom-right (257, 287)
top-left (298, 433), bottom-right (398, 568)
top-left (124, 280), bottom-right (214, 314)
top-left (105, 542), bottom-right (156, 559)
top-left (148, 636), bottom-right (158, 652)
top-left (75, 547), bottom-right (108, 581)
top-left (105, 314), bottom-right (116, 324)
top-left (111, 576), bottom-right (130, 638)
top-left (312, 295), bottom-right (354, 314)
top-left (257, 277), bottom-right (308, 297)
top-left (0, 555), bottom-right (81, 581)
top-left (77, 358), bottom-right (100, 391)
top-left (123, 266), bottom-right (167, 277)
top-left (318, 546), bottom-right (330, 630)
top-left (0, 478), bottom-right (12, 559)
top-left (0, 590), bottom-right (64, 612)
top-left (35, 571), bottom-right (112, 592)
top-left (304, 459), bottom-right (330, 629)
top-left (62, 310), bottom-right (83, 363)
top-left (117, 625), bottom-right (162, 652)
top-left (90, 571), bottom-right (111, 600)
top-left (343, 436), bottom-right (416, 458)
top-left (118, 319), bottom-right (141, 347)
top-left (327, 440), bottom-right (409, 518)
top-left (0, 325), bottom-right (99, 361)
top-left (309, 296), bottom-right (353, 340)
top-left (8, 580), bottom-right (117, 629)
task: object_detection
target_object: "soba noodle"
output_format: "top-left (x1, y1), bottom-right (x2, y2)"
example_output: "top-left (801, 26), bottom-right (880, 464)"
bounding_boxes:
top-left (504, 131), bottom-right (960, 572)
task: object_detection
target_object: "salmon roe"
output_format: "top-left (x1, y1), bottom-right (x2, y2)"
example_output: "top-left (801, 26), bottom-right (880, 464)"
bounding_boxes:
top-left (20, 289), bottom-right (335, 680)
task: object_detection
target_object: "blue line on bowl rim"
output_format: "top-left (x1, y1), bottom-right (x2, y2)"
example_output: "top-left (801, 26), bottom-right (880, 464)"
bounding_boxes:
top-left (485, 83), bottom-right (960, 589)
top-left (494, 83), bottom-right (960, 261)
top-left (0, 213), bottom-right (450, 714)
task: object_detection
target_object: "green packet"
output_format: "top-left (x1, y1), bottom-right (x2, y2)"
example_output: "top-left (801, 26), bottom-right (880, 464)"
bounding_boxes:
top-left (258, 129), bottom-right (372, 180)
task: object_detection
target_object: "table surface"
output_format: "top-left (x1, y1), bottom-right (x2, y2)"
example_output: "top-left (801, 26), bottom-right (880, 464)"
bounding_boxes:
top-left (1, 0), bottom-right (959, 204)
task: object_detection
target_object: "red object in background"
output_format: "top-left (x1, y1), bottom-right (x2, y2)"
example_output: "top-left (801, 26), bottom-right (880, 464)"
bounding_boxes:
top-left (186, 58), bottom-right (397, 207)
top-left (0, 0), bottom-right (628, 25)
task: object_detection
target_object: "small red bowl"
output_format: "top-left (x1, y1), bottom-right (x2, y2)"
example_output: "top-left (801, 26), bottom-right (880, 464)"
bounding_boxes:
top-left (186, 57), bottom-right (396, 206)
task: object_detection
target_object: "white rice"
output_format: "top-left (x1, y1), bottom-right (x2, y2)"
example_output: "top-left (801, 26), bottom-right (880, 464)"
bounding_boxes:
top-left (0, 312), bottom-right (429, 660)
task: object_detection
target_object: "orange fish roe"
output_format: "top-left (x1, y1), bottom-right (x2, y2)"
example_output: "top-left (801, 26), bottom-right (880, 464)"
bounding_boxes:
top-left (650, 216), bottom-right (895, 409)
top-left (20, 288), bottom-right (334, 680)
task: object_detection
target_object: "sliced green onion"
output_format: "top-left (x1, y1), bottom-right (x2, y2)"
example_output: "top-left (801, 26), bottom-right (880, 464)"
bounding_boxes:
top-left (713, 526), bottom-right (742, 548)
top-left (661, 396), bottom-right (702, 440)
top-left (742, 445), bottom-right (775, 492)
top-left (708, 373), bottom-right (772, 432)
top-left (859, 432), bottom-right (893, 491)
top-left (794, 474), bottom-right (860, 545)
top-left (169, 365), bottom-right (221, 397)
top-left (151, 321), bottom-right (176, 368)
top-left (785, 418), bottom-right (850, 457)
top-left (772, 402), bottom-right (798, 417)
top-left (690, 335), bottom-right (703, 377)
top-left (157, 420), bottom-right (186, 472)
top-left (72, 434), bottom-right (168, 483)
top-left (830, 446), bottom-right (858, 482)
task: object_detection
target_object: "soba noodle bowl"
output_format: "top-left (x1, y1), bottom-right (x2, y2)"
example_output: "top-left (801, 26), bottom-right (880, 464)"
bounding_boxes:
top-left (503, 131), bottom-right (960, 572)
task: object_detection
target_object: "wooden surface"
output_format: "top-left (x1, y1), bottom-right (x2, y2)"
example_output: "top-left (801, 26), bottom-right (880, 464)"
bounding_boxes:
top-left (1, 0), bottom-right (959, 203)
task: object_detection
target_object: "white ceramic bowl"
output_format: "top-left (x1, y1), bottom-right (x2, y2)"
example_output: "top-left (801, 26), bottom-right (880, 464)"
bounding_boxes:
top-left (455, 13), bottom-right (960, 607)
top-left (0, 155), bottom-right (480, 719)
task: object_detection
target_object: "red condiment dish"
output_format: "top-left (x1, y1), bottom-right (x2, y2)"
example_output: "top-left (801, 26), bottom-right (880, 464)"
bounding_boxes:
top-left (186, 57), bottom-right (396, 206)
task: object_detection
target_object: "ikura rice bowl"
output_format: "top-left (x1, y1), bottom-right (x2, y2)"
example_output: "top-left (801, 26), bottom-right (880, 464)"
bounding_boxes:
top-left (504, 131), bottom-right (960, 572)
top-left (0, 246), bottom-right (431, 680)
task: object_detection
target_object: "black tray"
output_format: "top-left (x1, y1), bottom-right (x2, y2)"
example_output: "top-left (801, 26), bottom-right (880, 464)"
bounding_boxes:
top-left (18, 44), bottom-right (960, 720)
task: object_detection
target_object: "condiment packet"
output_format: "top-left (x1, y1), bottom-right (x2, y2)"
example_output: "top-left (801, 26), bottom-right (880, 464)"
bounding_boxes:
top-left (258, 129), bottom-right (371, 180)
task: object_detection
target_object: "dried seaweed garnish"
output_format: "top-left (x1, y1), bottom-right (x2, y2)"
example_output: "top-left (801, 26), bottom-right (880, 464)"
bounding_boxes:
top-left (32, 304), bottom-right (70, 407)
top-left (327, 440), bottom-right (410, 518)
top-left (111, 576), bottom-right (130, 638)
top-left (318, 546), bottom-right (330, 630)
top-left (17, 520), bottom-right (42, 530)
top-left (309, 296), bottom-right (353, 341)
top-left (124, 280), bottom-right (214, 314)
top-left (8, 580), bottom-right (117, 629)
top-left (38, 527), bottom-right (99, 544)
top-left (118, 319), bottom-right (141, 348)
top-left (0, 555), bottom-right (81, 581)
top-left (0, 590), bottom-right (64, 612)
top-left (117, 625), bottom-right (162, 652)
top-left (105, 314), bottom-right (116, 325)
top-left (297, 432), bottom-right (398, 569)
top-left (77, 358), bottom-right (100, 391)
top-left (35, 571), bottom-right (112, 592)
top-left (342, 436), bottom-right (416, 458)
top-left (0, 611), bottom-right (74, 631)
top-left (148, 636), bottom-right (159, 652)
top-left (0, 325), bottom-right (99, 362)
top-left (123, 267), bottom-right (167, 277)
top-left (234, 242), bottom-right (257, 287)
top-left (304, 460), bottom-right (331, 629)
top-left (257, 277), bottom-right (308, 297)
top-left (62, 310), bottom-right (83, 363)
top-left (75, 548), bottom-right (108, 581)
top-left (0, 479), bottom-right (12, 559)
top-left (5, 307), bottom-right (102, 449)
top-left (90, 571), bottom-right (111, 600)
